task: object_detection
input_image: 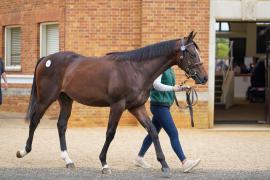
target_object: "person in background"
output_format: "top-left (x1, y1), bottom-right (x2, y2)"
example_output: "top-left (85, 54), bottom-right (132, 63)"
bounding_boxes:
top-left (246, 59), bottom-right (266, 101)
top-left (251, 59), bottom-right (265, 88)
top-left (249, 57), bottom-right (259, 73)
top-left (233, 62), bottom-right (241, 75)
top-left (239, 63), bottom-right (249, 74)
top-left (134, 67), bottom-right (200, 173)
top-left (0, 57), bottom-right (8, 105)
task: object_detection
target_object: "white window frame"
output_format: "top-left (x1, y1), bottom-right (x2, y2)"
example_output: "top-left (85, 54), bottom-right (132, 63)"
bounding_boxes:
top-left (4, 25), bottom-right (22, 71)
top-left (40, 22), bottom-right (59, 58)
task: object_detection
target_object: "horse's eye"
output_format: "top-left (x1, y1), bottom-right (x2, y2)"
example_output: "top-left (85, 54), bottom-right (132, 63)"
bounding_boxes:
top-left (189, 53), bottom-right (196, 58)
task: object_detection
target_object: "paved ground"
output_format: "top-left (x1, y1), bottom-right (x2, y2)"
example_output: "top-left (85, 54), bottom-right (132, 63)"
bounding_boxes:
top-left (0, 112), bottom-right (270, 179)
top-left (0, 168), bottom-right (269, 180)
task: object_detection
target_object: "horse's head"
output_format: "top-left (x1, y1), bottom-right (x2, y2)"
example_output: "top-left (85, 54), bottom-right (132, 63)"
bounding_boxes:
top-left (174, 31), bottom-right (208, 84)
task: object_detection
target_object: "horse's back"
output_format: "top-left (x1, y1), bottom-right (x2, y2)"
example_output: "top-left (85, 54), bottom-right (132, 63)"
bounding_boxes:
top-left (35, 51), bottom-right (139, 107)
top-left (37, 51), bottom-right (117, 106)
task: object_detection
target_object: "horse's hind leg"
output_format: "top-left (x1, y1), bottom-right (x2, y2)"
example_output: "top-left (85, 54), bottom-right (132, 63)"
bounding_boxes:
top-left (16, 101), bottom-right (53, 158)
top-left (99, 100), bottom-right (125, 174)
top-left (57, 93), bottom-right (74, 168)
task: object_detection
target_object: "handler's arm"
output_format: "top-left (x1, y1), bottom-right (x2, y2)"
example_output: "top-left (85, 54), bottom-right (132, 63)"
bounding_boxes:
top-left (1, 72), bottom-right (8, 90)
top-left (153, 75), bottom-right (190, 92)
top-left (153, 75), bottom-right (175, 91)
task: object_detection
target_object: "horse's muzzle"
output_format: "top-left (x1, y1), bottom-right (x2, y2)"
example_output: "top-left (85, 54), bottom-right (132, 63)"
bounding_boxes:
top-left (195, 75), bottom-right (208, 85)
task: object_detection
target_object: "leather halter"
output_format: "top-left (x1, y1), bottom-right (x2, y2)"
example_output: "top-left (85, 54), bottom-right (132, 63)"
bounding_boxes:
top-left (178, 39), bottom-right (203, 83)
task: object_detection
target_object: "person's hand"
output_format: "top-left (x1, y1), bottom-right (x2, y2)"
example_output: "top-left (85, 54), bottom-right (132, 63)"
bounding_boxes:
top-left (3, 82), bottom-right (8, 90)
top-left (181, 85), bottom-right (191, 91)
top-left (173, 85), bottom-right (183, 92)
top-left (173, 85), bottom-right (191, 92)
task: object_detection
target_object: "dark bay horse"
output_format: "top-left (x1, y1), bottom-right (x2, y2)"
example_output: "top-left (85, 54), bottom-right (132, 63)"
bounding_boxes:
top-left (16, 31), bottom-right (207, 176)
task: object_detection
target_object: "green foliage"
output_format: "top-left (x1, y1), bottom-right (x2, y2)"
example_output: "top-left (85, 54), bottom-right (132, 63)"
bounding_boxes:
top-left (216, 38), bottom-right (229, 59)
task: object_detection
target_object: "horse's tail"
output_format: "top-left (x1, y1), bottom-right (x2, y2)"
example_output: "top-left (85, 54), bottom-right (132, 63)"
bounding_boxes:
top-left (25, 57), bottom-right (45, 122)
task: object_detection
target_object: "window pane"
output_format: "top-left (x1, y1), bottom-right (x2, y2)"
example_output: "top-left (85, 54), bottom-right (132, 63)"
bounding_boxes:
top-left (5, 27), bottom-right (21, 67)
top-left (46, 24), bottom-right (59, 55)
top-left (40, 23), bottom-right (59, 57)
top-left (221, 22), bottom-right (229, 31)
top-left (11, 27), bottom-right (21, 66)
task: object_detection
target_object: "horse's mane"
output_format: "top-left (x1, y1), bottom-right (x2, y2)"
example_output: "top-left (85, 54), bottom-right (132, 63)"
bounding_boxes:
top-left (106, 39), bottom-right (179, 61)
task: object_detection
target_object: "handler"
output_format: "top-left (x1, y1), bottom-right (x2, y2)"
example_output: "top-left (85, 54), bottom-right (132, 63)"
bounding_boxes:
top-left (0, 58), bottom-right (8, 105)
top-left (134, 67), bottom-right (200, 173)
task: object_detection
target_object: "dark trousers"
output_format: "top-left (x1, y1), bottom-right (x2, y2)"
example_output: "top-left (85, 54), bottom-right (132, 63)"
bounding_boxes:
top-left (138, 105), bottom-right (186, 161)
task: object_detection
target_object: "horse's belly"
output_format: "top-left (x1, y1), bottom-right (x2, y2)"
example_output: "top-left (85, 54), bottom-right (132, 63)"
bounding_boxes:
top-left (77, 99), bottom-right (110, 107)
top-left (64, 88), bottom-right (111, 107)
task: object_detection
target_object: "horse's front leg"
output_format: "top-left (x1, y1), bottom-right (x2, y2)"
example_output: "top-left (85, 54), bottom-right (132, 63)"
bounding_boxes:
top-left (99, 100), bottom-right (125, 174)
top-left (129, 105), bottom-right (170, 177)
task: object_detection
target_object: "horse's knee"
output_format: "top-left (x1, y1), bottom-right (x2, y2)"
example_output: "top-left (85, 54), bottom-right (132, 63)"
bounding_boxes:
top-left (106, 130), bottom-right (116, 141)
top-left (57, 122), bottom-right (66, 129)
top-left (30, 119), bottom-right (40, 128)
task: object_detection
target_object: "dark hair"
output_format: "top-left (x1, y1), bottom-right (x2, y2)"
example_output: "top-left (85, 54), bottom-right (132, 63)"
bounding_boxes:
top-left (106, 39), bottom-right (178, 61)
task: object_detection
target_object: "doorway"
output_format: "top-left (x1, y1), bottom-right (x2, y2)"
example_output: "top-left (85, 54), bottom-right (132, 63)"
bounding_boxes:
top-left (214, 21), bottom-right (269, 124)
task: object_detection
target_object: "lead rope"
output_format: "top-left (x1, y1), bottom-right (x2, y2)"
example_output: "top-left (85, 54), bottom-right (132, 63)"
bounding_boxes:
top-left (174, 79), bottom-right (198, 127)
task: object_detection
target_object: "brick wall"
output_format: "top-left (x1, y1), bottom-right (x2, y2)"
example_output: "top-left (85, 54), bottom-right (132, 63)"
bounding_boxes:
top-left (0, 0), bottom-right (65, 122)
top-left (0, 0), bottom-right (210, 128)
top-left (140, 0), bottom-right (210, 128)
top-left (64, 0), bottom-right (142, 127)
top-left (0, 0), bottom-right (65, 74)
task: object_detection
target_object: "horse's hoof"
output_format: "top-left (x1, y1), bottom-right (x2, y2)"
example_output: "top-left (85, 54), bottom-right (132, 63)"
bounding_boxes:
top-left (16, 151), bottom-right (23, 158)
top-left (161, 168), bottom-right (171, 178)
top-left (66, 162), bottom-right (75, 168)
top-left (102, 167), bottom-right (112, 174)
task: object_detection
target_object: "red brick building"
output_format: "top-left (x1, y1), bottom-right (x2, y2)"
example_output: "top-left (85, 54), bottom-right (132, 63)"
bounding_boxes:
top-left (0, 0), bottom-right (210, 128)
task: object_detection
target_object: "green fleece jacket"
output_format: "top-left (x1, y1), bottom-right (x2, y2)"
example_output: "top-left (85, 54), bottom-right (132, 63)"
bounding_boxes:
top-left (150, 68), bottom-right (175, 107)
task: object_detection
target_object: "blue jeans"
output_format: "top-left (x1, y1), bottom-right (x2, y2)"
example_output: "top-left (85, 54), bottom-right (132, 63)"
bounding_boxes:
top-left (138, 105), bottom-right (186, 161)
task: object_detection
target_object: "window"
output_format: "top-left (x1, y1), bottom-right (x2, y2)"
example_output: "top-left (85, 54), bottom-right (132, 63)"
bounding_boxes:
top-left (216, 22), bottom-right (230, 32)
top-left (40, 23), bottom-right (59, 57)
top-left (5, 26), bottom-right (21, 70)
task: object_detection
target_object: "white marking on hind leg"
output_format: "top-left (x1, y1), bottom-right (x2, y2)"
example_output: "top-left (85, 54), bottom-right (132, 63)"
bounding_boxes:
top-left (61, 150), bottom-right (73, 164)
top-left (102, 164), bottom-right (109, 169)
top-left (19, 149), bottom-right (28, 157)
top-left (101, 164), bottom-right (111, 174)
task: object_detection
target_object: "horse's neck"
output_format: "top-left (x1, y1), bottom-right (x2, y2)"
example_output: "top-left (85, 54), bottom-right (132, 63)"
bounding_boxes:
top-left (135, 56), bottom-right (175, 85)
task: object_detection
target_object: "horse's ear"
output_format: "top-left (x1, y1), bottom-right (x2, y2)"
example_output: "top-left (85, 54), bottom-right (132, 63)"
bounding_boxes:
top-left (192, 32), bottom-right (197, 39)
top-left (187, 31), bottom-right (194, 42)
